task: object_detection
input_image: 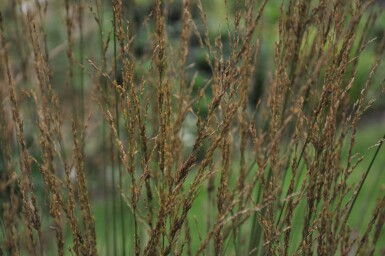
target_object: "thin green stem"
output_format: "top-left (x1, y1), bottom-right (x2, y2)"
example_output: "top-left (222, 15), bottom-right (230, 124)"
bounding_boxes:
top-left (113, 3), bottom-right (126, 255)
top-left (111, 4), bottom-right (118, 255)
top-left (346, 133), bottom-right (385, 222)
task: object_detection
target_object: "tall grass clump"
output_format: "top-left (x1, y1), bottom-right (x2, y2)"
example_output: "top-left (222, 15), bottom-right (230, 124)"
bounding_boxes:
top-left (1, 0), bottom-right (385, 255)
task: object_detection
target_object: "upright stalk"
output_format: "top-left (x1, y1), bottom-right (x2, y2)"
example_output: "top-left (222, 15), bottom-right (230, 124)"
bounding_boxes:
top-left (112, 2), bottom-right (126, 255)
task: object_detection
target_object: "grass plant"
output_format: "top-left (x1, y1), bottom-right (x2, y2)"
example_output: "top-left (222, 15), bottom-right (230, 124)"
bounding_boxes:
top-left (1, 0), bottom-right (385, 255)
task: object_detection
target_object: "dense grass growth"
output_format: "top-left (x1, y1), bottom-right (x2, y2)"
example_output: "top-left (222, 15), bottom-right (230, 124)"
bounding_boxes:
top-left (1, 0), bottom-right (385, 255)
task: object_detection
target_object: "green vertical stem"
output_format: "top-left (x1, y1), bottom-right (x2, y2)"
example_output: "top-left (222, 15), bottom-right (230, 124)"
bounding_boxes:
top-left (96, 0), bottom-right (110, 253)
top-left (102, 122), bottom-right (109, 254)
top-left (111, 4), bottom-right (118, 255)
top-left (112, 3), bottom-right (126, 255)
top-left (110, 131), bottom-right (117, 256)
